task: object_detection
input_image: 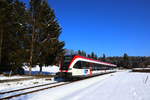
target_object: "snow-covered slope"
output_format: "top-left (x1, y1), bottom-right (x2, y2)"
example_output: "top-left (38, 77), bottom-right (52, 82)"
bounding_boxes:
top-left (14, 71), bottom-right (150, 100)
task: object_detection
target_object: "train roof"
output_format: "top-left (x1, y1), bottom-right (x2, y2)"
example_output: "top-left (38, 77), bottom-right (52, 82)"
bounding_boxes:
top-left (68, 55), bottom-right (117, 69)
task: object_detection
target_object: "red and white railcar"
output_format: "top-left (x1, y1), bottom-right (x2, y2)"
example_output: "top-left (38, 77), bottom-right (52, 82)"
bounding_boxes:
top-left (56, 55), bottom-right (117, 80)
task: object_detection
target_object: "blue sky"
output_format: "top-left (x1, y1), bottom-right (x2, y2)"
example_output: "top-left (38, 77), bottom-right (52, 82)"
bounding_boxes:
top-left (22, 0), bottom-right (150, 56)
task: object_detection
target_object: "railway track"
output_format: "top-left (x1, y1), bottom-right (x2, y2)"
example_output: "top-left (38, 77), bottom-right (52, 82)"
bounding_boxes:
top-left (0, 71), bottom-right (115, 100)
top-left (0, 75), bottom-right (54, 83)
top-left (0, 81), bottom-right (69, 100)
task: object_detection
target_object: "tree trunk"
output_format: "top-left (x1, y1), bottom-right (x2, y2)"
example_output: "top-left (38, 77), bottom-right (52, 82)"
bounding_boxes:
top-left (29, 17), bottom-right (36, 75)
top-left (29, 65), bottom-right (32, 75)
top-left (39, 64), bottom-right (42, 75)
top-left (0, 27), bottom-right (3, 65)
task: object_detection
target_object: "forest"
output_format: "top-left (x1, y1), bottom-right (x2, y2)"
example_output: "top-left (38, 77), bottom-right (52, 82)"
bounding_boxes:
top-left (0, 0), bottom-right (65, 74)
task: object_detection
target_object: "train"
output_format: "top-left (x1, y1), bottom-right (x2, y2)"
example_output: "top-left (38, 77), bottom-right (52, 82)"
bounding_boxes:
top-left (55, 55), bottom-right (117, 81)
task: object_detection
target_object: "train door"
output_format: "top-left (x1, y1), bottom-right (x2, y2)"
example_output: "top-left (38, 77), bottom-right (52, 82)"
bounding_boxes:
top-left (89, 63), bottom-right (93, 76)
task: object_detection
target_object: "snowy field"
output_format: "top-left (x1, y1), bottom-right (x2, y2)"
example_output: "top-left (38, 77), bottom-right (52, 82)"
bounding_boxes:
top-left (23, 65), bottom-right (59, 75)
top-left (0, 66), bottom-right (59, 92)
top-left (0, 75), bottom-right (31, 81)
top-left (0, 78), bottom-right (55, 91)
top-left (12, 71), bottom-right (150, 100)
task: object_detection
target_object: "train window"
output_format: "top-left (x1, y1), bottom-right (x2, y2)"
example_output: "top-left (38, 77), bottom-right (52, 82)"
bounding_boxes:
top-left (74, 61), bottom-right (114, 70)
top-left (74, 61), bottom-right (90, 69)
top-left (60, 62), bottom-right (70, 70)
top-left (87, 62), bottom-right (89, 68)
top-left (81, 62), bottom-right (86, 68)
top-left (74, 61), bottom-right (82, 69)
top-left (60, 55), bottom-right (74, 70)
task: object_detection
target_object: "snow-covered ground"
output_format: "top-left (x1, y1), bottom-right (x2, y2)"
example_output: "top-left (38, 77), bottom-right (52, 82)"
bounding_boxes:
top-left (0, 78), bottom-right (55, 91)
top-left (14, 71), bottom-right (150, 100)
top-left (0, 75), bottom-right (31, 81)
top-left (23, 65), bottom-right (59, 75)
top-left (0, 81), bottom-right (64, 99)
top-left (0, 65), bottom-right (59, 92)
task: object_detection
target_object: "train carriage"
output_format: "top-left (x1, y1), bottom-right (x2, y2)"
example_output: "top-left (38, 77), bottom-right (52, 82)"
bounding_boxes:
top-left (55, 55), bottom-right (117, 81)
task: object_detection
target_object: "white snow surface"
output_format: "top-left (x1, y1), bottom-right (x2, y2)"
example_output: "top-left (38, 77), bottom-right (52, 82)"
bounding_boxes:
top-left (0, 75), bottom-right (31, 80)
top-left (23, 65), bottom-right (59, 75)
top-left (0, 78), bottom-right (55, 91)
top-left (13, 71), bottom-right (150, 100)
top-left (0, 81), bottom-right (64, 99)
top-left (0, 65), bottom-right (59, 92)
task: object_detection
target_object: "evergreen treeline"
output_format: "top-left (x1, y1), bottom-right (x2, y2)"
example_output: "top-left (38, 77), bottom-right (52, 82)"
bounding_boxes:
top-left (106, 54), bottom-right (150, 69)
top-left (77, 50), bottom-right (150, 68)
top-left (0, 0), bottom-right (65, 74)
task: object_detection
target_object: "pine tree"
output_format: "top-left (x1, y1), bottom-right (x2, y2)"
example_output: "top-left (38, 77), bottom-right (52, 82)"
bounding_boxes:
top-left (81, 50), bottom-right (86, 57)
top-left (9, 0), bottom-right (28, 73)
top-left (0, 0), bottom-right (7, 67)
top-left (28, 0), bottom-right (64, 74)
top-left (91, 52), bottom-right (95, 59)
top-left (123, 53), bottom-right (130, 68)
top-left (102, 53), bottom-right (106, 61)
top-left (28, 0), bottom-right (40, 74)
top-left (78, 50), bottom-right (82, 55)
top-left (0, 0), bottom-right (64, 74)
top-left (0, 0), bottom-right (27, 73)
top-left (90, 52), bottom-right (98, 59)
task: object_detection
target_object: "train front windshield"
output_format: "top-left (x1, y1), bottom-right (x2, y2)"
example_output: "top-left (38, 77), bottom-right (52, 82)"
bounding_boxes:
top-left (60, 55), bottom-right (73, 70)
